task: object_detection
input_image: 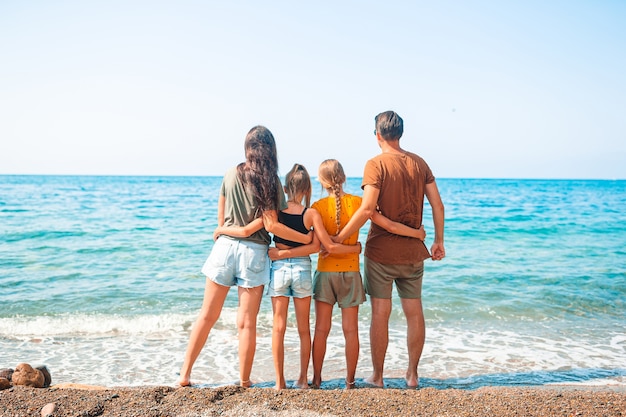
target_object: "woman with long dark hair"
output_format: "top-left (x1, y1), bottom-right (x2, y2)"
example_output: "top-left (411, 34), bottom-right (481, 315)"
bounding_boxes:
top-left (177, 126), bottom-right (311, 387)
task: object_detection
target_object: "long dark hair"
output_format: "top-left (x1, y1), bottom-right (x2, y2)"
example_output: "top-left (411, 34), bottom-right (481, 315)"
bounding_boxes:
top-left (237, 125), bottom-right (280, 213)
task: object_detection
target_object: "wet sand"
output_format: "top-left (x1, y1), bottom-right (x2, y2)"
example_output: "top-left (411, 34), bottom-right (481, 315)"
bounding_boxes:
top-left (1, 384), bottom-right (625, 417)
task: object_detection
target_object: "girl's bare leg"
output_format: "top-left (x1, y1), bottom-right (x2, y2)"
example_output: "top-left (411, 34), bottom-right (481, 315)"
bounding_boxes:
top-left (293, 296), bottom-right (312, 389)
top-left (341, 305), bottom-right (360, 389)
top-left (271, 296), bottom-right (290, 390)
top-left (237, 285), bottom-right (264, 387)
top-left (312, 300), bottom-right (333, 388)
top-left (178, 279), bottom-right (230, 387)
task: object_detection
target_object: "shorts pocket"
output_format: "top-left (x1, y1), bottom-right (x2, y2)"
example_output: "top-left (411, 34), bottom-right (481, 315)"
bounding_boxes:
top-left (298, 276), bottom-right (313, 292)
top-left (270, 269), bottom-right (289, 292)
top-left (244, 245), bottom-right (268, 274)
top-left (294, 266), bottom-right (312, 292)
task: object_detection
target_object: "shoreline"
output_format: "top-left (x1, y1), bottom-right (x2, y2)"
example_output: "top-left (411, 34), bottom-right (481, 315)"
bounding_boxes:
top-left (2, 384), bottom-right (625, 417)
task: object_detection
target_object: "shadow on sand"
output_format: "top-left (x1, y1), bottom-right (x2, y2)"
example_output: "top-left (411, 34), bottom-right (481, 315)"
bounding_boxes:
top-left (191, 368), bottom-right (626, 391)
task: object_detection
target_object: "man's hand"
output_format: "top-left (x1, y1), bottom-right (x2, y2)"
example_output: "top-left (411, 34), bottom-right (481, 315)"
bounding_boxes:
top-left (431, 242), bottom-right (445, 261)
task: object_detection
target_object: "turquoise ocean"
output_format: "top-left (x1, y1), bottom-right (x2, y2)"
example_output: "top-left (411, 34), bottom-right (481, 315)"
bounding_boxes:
top-left (1, 175), bottom-right (625, 389)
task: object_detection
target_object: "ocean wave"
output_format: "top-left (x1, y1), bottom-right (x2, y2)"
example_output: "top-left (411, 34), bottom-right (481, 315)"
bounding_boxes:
top-left (0, 312), bottom-right (205, 338)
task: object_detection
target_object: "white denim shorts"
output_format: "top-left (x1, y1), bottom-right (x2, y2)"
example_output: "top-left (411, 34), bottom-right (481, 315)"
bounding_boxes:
top-left (268, 256), bottom-right (313, 298)
top-left (201, 236), bottom-right (270, 288)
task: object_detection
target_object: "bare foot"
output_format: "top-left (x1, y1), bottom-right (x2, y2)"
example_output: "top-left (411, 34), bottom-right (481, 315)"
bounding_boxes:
top-left (405, 371), bottom-right (419, 389)
top-left (239, 380), bottom-right (252, 388)
top-left (273, 383), bottom-right (287, 390)
top-left (364, 375), bottom-right (384, 388)
top-left (293, 380), bottom-right (310, 389)
top-left (345, 379), bottom-right (356, 390)
top-left (311, 376), bottom-right (321, 389)
top-left (176, 377), bottom-right (191, 388)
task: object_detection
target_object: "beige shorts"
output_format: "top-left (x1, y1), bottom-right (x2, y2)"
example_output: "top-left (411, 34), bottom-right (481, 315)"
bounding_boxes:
top-left (364, 257), bottom-right (424, 299)
top-left (313, 271), bottom-right (366, 308)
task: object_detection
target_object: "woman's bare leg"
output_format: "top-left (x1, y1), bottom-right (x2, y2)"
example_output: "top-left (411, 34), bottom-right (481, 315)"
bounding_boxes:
top-left (178, 279), bottom-right (230, 386)
top-left (237, 285), bottom-right (264, 387)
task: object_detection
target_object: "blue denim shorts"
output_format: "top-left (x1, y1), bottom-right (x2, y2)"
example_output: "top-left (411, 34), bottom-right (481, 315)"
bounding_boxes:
top-left (201, 236), bottom-right (270, 288)
top-left (268, 256), bottom-right (313, 298)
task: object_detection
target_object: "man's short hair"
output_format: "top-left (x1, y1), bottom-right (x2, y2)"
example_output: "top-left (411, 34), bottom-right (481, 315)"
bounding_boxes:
top-left (375, 111), bottom-right (403, 141)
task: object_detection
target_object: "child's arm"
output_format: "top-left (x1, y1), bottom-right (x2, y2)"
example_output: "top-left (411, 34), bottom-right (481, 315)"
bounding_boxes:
top-left (268, 234), bottom-right (321, 261)
top-left (308, 209), bottom-right (361, 255)
top-left (213, 218), bottom-right (264, 241)
top-left (371, 211), bottom-right (426, 241)
top-left (213, 194), bottom-right (266, 240)
top-left (262, 210), bottom-right (313, 244)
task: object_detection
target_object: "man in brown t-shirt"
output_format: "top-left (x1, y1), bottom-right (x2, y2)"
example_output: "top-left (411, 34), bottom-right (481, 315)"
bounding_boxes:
top-left (334, 110), bottom-right (445, 388)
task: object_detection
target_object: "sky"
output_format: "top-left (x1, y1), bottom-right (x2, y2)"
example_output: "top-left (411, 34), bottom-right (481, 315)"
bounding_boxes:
top-left (1, 1), bottom-right (625, 179)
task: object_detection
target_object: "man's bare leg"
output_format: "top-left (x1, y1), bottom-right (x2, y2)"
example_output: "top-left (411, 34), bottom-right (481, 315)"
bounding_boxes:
top-left (401, 297), bottom-right (425, 388)
top-left (365, 297), bottom-right (391, 387)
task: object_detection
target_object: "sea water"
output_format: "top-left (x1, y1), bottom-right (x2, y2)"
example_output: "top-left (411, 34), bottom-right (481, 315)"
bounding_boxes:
top-left (1, 175), bottom-right (625, 389)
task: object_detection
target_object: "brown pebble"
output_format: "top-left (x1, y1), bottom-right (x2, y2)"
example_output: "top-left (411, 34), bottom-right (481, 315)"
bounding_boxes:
top-left (12, 363), bottom-right (45, 388)
top-left (41, 402), bottom-right (56, 417)
top-left (0, 377), bottom-right (11, 390)
top-left (36, 365), bottom-right (52, 388)
top-left (0, 368), bottom-right (13, 381)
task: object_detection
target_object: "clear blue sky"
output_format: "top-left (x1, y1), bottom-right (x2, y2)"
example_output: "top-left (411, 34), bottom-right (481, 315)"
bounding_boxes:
top-left (1, 1), bottom-right (625, 179)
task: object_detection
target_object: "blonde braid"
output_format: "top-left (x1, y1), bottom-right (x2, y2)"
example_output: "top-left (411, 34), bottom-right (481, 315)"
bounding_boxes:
top-left (332, 182), bottom-right (342, 236)
top-left (318, 159), bottom-right (347, 237)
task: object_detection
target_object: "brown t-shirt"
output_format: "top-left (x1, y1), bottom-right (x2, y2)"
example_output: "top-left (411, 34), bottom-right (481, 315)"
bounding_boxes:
top-left (362, 151), bottom-right (434, 264)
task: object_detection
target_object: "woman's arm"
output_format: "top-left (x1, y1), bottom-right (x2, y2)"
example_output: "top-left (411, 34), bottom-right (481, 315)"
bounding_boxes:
top-left (217, 194), bottom-right (225, 227)
top-left (370, 211), bottom-right (426, 241)
top-left (262, 210), bottom-right (313, 244)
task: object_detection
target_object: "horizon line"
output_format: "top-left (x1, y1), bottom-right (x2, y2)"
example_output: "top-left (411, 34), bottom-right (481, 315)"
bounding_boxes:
top-left (1, 173), bottom-right (624, 181)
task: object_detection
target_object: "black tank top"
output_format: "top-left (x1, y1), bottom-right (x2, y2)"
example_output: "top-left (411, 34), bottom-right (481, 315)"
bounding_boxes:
top-left (273, 208), bottom-right (309, 247)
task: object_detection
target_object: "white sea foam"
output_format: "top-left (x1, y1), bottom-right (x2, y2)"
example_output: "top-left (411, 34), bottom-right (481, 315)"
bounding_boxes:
top-left (2, 310), bottom-right (624, 388)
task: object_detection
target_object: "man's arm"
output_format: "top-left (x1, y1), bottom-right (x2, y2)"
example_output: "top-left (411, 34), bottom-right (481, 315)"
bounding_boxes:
top-left (333, 185), bottom-right (380, 243)
top-left (425, 180), bottom-right (445, 260)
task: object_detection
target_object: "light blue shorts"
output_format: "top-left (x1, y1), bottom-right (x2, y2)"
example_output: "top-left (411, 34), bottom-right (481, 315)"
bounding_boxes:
top-left (201, 236), bottom-right (270, 288)
top-left (268, 256), bottom-right (313, 298)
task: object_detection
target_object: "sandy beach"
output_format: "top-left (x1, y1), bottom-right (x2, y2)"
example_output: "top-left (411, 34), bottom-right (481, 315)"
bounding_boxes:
top-left (1, 384), bottom-right (625, 417)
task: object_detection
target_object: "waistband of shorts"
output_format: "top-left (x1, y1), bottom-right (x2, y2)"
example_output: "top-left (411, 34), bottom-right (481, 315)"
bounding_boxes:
top-left (220, 235), bottom-right (269, 249)
top-left (273, 256), bottom-right (311, 262)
